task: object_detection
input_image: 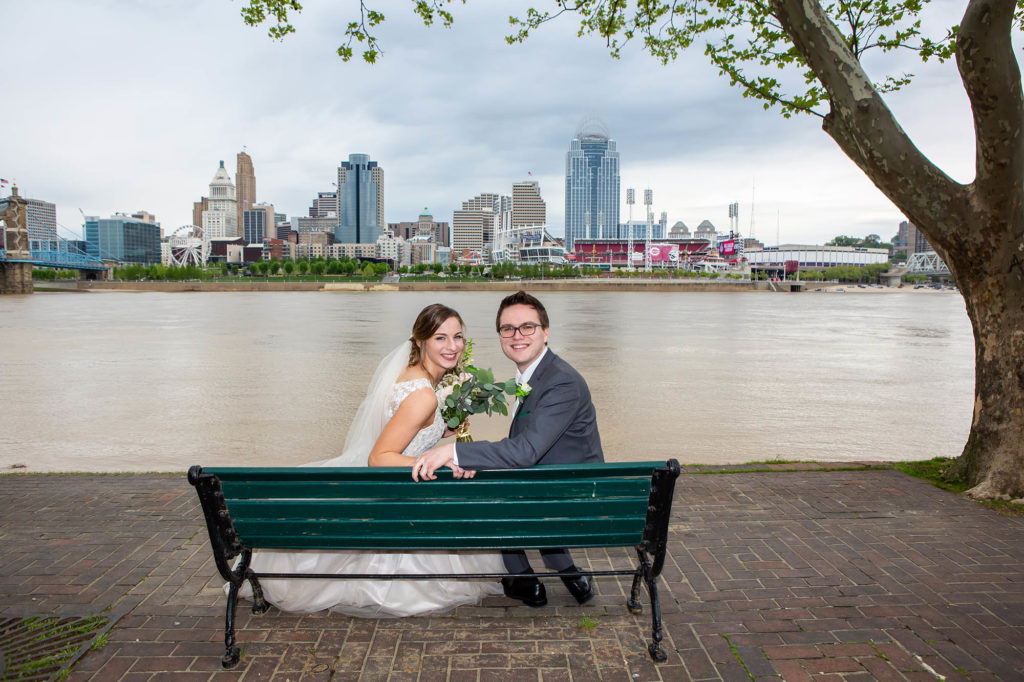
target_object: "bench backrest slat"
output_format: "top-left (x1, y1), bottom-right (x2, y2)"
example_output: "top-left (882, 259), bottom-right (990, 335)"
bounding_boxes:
top-left (190, 461), bottom-right (677, 555)
top-left (214, 478), bottom-right (650, 502)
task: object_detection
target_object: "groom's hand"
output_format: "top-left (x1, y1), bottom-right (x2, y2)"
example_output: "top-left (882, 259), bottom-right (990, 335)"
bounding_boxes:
top-left (412, 443), bottom-right (455, 482)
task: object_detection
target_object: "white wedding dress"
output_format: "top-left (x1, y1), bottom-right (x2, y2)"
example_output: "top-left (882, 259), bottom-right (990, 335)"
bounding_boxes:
top-left (238, 351), bottom-right (505, 618)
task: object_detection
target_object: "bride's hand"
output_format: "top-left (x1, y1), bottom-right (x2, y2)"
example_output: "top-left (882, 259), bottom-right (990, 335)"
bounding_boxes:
top-left (450, 464), bottom-right (477, 479)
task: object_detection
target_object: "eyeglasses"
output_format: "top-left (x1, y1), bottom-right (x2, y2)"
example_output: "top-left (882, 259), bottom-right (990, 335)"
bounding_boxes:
top-left (498, 322), bottom-right (544, 338)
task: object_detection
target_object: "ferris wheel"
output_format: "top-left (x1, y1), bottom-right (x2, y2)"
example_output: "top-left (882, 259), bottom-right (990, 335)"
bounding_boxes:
top-left (167, 225), bottom-right (209, 266)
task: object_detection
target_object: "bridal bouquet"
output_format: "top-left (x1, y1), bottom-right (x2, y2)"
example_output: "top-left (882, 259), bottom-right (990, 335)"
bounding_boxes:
top-left (436, 339), bottom-right (517, 442)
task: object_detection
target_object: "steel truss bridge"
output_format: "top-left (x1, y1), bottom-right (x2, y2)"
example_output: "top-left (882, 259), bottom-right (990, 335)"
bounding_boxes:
top-left (904, 251), bottom-right (950, 276)
top-left (0, 239), bottom-right (107, 271)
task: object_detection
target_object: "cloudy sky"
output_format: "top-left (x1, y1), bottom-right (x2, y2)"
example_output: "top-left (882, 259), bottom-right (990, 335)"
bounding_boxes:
top-left (4, 1), bottom-right (979, 244)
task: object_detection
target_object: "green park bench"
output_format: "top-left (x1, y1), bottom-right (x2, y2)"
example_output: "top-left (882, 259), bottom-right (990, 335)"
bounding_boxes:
top-left (188, 460), bottom-right (681, 668)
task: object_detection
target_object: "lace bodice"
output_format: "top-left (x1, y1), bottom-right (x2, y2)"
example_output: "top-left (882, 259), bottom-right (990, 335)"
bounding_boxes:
top-left (386, 378), bottom-right (444, 458)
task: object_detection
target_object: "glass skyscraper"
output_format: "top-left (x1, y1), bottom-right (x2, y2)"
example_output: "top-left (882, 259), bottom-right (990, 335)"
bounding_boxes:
top-left (335, 153), bottom-right (384, 244)
top-left (564, 118), bottom-right (620, 251)
top-left (84, 215), bottom-right (161, 264)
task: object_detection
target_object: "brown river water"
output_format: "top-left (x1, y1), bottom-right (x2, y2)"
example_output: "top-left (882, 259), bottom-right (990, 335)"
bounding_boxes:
top-left (0, 289), bottom-right (973, 472)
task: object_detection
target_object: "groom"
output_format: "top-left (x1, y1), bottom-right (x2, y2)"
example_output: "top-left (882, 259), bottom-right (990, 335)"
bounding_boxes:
top-left (413, 290), bottom-right (603, 608)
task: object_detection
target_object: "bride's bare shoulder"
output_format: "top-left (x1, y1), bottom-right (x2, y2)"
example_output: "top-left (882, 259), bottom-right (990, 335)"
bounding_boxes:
top-left (395, 366), bottom-right (431, 385)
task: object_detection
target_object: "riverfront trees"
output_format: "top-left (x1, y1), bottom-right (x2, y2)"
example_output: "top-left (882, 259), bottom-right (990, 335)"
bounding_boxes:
top-left (239, 0), bottom-right (1024, 499)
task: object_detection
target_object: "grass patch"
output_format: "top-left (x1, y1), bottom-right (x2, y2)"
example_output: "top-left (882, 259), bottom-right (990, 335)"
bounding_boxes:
top-left (577, 615), bottom-right (598, 631)
top-left (2, 616), bottom-right (110, 680)
top-left (895, 457), bottom-right (1024, 517)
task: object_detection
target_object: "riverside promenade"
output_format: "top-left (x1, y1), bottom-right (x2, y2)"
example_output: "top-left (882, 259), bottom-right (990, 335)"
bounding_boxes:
top-left (2, 465), bottom-right (1023, 681)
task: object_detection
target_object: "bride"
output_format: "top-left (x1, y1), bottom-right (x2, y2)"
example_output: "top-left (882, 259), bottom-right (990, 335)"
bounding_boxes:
top-left (240, 303), bottom-right (505, 617)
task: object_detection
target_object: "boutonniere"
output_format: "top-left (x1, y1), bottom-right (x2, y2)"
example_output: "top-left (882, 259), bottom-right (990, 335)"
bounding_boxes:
top-left (515, 381), bottom-right (532, 399)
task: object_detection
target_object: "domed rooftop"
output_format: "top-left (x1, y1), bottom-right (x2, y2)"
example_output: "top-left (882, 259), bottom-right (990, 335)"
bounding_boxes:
top-left (575, 115), bottom-right (610, 141)
top-left (210, 160), bottom-right (233, 186)
top-left (697, 219), bottom-right (716, 230)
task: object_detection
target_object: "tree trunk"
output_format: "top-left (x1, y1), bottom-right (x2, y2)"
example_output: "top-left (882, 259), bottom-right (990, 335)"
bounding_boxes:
top-left (946, 209), bottom-right (1024, 499)
top-left (771, 0), bottom-right (1024, 499)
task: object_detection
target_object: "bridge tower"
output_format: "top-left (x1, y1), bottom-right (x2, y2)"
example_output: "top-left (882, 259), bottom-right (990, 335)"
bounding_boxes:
top-left (1, 186), bottom-right (33, 294)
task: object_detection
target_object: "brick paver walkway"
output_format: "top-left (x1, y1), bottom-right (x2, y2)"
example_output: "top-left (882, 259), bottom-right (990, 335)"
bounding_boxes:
top-left (1, 468), bottom-right (1022, 681)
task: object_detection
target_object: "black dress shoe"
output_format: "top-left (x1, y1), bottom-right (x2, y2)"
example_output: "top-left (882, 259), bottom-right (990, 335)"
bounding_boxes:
top-left (560, 567), bottom-right (595, 605)
top-left (501, 576), bottom-right (547, 607)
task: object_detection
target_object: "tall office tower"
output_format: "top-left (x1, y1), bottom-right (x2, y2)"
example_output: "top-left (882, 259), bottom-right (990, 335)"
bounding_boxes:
top-left (236, 151), bottom-right (256, 233)
top-left (243, 203), bottom-right (275, 243)
top-left (24, 197), bottom-right (58, 249)
top-left (202, 161), bottom-right (238, 240)
top-left (452, 193), bottom-right (502, 253)
top-left (335, 154), bottom-right (384, 244)
top-left (512, 181), bottom-right (546, 228)
top-left (192, 197), bottom-right (209, 228)
top-left (564, 117), bottom-right (620, 250)
top-left (310, 191), bottom-right (339, 217)
top-left (901, 220), bottom-right (933, 256)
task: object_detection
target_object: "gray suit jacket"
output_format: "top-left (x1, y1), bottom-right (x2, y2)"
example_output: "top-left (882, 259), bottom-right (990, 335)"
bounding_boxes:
top-left (457, 350), bottom-right (603, 469)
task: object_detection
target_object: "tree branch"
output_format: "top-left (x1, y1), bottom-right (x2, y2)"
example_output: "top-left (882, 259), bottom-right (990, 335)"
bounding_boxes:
top-left (957, 0), bottom-right (1024, 208)
top-left (769, 0), bottom-right (967, 247)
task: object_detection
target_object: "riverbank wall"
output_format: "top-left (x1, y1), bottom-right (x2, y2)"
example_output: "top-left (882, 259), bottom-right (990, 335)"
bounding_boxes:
top-left (46, 278), bottom-right (802, 293)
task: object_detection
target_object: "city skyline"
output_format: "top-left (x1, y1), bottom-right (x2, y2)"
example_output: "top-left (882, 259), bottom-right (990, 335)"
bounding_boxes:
top-left (3, 1), bottom-right (980, 245)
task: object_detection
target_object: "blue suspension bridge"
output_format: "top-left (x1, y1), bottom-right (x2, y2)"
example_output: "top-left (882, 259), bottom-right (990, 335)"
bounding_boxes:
top-left (0, 238), bottom-right (106, 271)
top-left (2, 188), bottom-right (107, 293)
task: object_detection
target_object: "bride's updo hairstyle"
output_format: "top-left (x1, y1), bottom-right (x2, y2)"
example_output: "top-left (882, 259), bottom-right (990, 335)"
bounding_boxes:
top-left (408, 303), bottom-right (464, 367)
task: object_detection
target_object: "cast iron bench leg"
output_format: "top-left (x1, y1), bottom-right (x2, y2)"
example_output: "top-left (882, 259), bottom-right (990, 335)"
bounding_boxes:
top-left (222, 581), bottom-right (242, 668)
top-left (627, 569), bottom-right (644, 615)
top-left (248, 572), bottom-right (269, 614)
top-left (638, 551), bottom-right (667, 662)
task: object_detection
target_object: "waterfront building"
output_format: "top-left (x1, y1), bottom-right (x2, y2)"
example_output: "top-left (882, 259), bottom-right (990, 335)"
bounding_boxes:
top-left (564, 117), bottom-right (620, 250)
top-left (24, 197), bottom-right (58, 250)
top-left (388, 210), bottom-right (450, 246)
top-left (335, 154), bottom-right (384, 244)
top-left (492, 224), bottom-right (569, 265)
top-left (236, 151), bottom-right (256, 232)
top-left (407, 233), bottom-right (436, 265)
top-left (293, 216), bottom-right (339, 235)
top-left (436, 246), bottom-right (452, 266)
top-left (84, 213), bottom-right (161, 264)
top-left (376, 230), bottom-right (409, 268)
top-left (192, 198), bottom-right (208, 229)
top-left (310, 191), bottom-right (339, 218)
top-left (896, 220), bottom-right (933, 258)
top-left (131, 211), bottom-right (161, 239)
top-left (298, 230), bottom-right (331, 249)
top-left (202, 161), bottom-right (238, 240)
top-left (296, 242), bottom-right (329, 260)
top-left (329, 243), bottom-right (378, 260)
top-left (243, 205), bottom-right (276, 244)
top-left (452, 193), bottom-right (503, 255)
top-left (274, 213), bottom-right (290, 240)
top-left (512, 181), bottom-right (546, 228)
top-left (743, 244), bottom-right (889, 275)
top-left (261, 238), bottom-right (295, 262)
top-left (209, 237), bottom-right (245, 264)
top-left (573, 238), bottom-right (710, 270)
